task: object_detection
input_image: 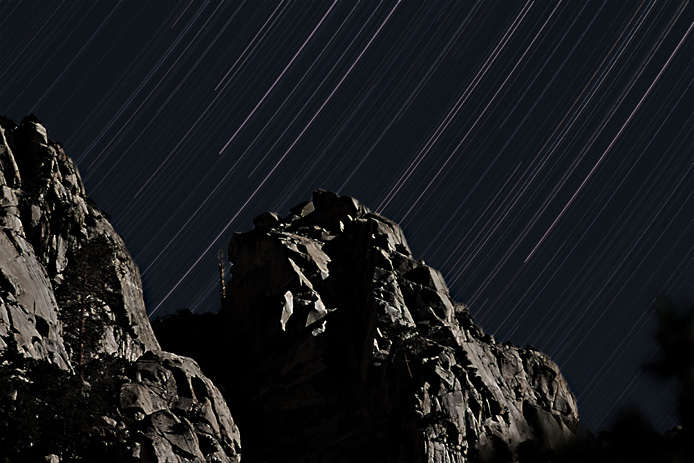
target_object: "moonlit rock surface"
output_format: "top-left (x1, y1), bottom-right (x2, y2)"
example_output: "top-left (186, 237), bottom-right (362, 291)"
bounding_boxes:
top-left (219, 189), bottom-right (579, 462)
top-left (120, 351), bottom-right (241, 463)
top-left (0, 116), bottom-right (159, 362)
top-left (0, 116), bottom-right (241, 462)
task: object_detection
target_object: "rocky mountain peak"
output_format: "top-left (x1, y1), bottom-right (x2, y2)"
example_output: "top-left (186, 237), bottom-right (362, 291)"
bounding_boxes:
top-left (166, 189), bottom-right (579, 462)
top-left (0, 114), bottom-right (579, 462)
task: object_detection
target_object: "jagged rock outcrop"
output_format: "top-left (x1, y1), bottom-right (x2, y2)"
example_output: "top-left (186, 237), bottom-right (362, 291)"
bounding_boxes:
top-left (120, 351), bottom-right (241, 462)
top-left (0, 115), bottom-right (158, 363)
top-left (212, 189), bottom-right (579, 462)
top-left (0, 116), bottom-right (241, 462)
top-left (0, 117), bottom-right (70, 368)
top-left (1, 113), bottom-right (578, 462)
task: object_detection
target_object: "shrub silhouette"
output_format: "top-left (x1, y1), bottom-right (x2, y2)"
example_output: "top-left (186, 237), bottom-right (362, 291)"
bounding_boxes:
top-left (0, 339), bottom-right (133, 462)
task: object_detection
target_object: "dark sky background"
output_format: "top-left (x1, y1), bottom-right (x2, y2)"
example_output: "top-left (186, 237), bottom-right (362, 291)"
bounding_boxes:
top-left (2, 0), bottom-right (693, 433)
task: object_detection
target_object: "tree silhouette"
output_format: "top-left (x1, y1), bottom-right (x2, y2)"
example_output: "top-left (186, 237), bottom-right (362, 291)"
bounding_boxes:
top-left (0, 339), bottom-right (134, 462)
top-left (647, 295), bottom-right (694, 438)
top-left (56, 234), bottom-right (116, 379)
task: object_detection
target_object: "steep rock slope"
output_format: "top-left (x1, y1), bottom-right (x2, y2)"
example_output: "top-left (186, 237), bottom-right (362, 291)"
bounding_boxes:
top-left (215, 190), bottom-right (579, 462)
top-left (0, 115), bottom-right (158, 363)
top-left (0, 116), bottom-right (241, 462)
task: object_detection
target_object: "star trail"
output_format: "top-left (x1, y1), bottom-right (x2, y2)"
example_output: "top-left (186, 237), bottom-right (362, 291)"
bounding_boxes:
top-left (2, 0), bottom-right (693, 433)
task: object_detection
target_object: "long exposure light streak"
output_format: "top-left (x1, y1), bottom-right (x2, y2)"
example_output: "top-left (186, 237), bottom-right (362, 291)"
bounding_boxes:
top-left (150, 0), bottom-right (402, 316)
top-left (5, 0), bottom-right (692, 434)
top-left (378, 1), bottom-right (535, 214)
top-left (525, 15), bottom-right (694, 263)
top-left (217, 0), bottom-right (340, 154)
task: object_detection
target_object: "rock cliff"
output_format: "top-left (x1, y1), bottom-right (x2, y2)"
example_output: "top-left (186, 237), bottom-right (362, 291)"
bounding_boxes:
top-left (0, 116), bottom-right (241, 462)
top-left (1, 114), bottom-right (580, 462)
top-left (0, 115), bottom-right (158, 364)
top-left (159, 189), bottom-right (580, 462)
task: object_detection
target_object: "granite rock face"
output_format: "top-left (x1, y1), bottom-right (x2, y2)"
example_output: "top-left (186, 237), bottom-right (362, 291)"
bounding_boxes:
top-left (119, 351), bottom-right (241, 462)
top-left (218, 189), bottom-right (579, 462)
top-left (0, 115), bottom-right (158, 363)
top-left (0, 116), bottom-right (241, 462)
top-left (1, 114), bottom-right (578, 462)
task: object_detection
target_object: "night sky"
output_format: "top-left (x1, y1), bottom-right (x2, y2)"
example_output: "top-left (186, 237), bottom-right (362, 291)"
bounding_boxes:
top-left (2, 0), bottom-right (693, 433)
